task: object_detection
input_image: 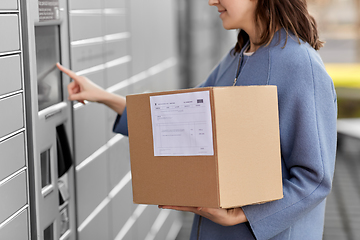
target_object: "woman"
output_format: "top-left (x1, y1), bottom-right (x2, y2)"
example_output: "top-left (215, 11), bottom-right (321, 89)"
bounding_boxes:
top-left (58, 0), bottom-right (337, 239)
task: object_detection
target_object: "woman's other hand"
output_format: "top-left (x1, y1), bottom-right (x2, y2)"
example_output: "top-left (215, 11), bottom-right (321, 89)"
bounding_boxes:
top-left (158, 206), bottom-right (247, 226)
top-left (57, 63), bottom-right (107, 104)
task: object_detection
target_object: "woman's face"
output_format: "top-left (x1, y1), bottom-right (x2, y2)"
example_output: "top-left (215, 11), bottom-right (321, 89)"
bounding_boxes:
top-left (208, 0), bottom-right (257, 31)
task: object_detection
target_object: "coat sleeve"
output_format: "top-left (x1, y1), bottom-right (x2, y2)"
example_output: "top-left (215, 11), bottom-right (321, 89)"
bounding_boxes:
top-left (113, 107), bottom-right (129, 136)
top-left (241, 47), bottom-right (337, 239)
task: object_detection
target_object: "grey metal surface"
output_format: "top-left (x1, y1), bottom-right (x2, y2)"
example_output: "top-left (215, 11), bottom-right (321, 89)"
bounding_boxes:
top-left (104, 40), bottom-right (128, 62)
top-left (103, 0), bottom-right (126, 9)
top-left (104, 14), bottom-right (127, 35)
top-left (0, 210), bottom-right (28, 240)
top-left (110, 182), bottom-right (133, 239)
top-left (70, 14), bottom-right (102, 41)
top-left (0, 94), bottom-right (24, 138)
top-left (73, 103), bottom-right (107, 164)
top-left (0, 55), bottom-right (22, 96)
top-left (108, 137), bottom-right (130, 189)
top-left (105, 62), bottom-right (129, 87)
top-left (76, 152), bottom-right (109, 224)
top-left (78, 204), bottom-right (111, 240)
top-left (0, 133), bottom-right (26, 182)
top-left (71, 43), bottom-right (104, 72)
top-left (0, 0), bottom-right (18, 10)
top-left (0, 15), bottom-right (20, 53)
top-left (68, 0), bottom-right (101, 10)
top-left (0, 172), bottom-right (27, 224)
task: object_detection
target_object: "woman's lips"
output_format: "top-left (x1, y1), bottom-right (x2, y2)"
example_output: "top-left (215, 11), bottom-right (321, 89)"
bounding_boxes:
top-left (218, 9), bottom-right (226, 17)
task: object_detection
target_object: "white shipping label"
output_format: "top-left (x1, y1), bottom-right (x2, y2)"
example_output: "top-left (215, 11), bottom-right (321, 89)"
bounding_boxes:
top-left (150, 91), bottom-right (214, 156)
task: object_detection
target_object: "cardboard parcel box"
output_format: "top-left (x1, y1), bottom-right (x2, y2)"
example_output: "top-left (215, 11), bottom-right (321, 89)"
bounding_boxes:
top-left (126, 86), bottom-right (283, 208)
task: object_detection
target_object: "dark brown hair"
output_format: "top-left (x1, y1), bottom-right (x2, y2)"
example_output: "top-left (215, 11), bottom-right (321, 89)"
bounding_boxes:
top-left (234, 0), bottom-right (324, 53)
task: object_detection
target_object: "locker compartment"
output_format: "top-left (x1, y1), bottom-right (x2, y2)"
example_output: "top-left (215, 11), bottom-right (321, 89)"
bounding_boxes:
top-left (104, 40), bottom-right (128, 63)
top-left (69, 0), bottom-right (101, 10)
top-left (82, 69), bottom-right (105, 89)
top-left (0, 15), bottom-right (20, 53)
top-left (0, 55), bottom-right (22, 96)
top-left (0, 210), bottom-right (29, 240)
top-left (0, 133), bottom-right (26, 182)
top-left (104, 0), bottom-right (126, 9)
top-left (0, 0), bottom-right (18, 10)
top-left (131, 76), bottom-right (151, 95)
top-left (108, 138), bottom-right (130, 189)
top-left (110, 182), bottom-right (132, 239)
top-left (104, 15), bottom-right (127, 35)
top-left (105, 61), bottom-right (128, 88)
top-left (74, 103), bottom-right (107, 164)
top-left (151, 67), bottom-right (179, 93)
top-left (154, 211), bottom-right (177, 240)
top-left (0, 94), bottom-right (24, 139)
top-left (70, 15), bottom-right (102, 41)
top-left (78, 200), bottom-right (110, 240)
top-left (135, 206), bottom-right (159, 240)
top-left (0, 172), bottom-right (27, 224)
top-left (76, 152), bottom-right (108, 224)
top-left (71, 43), bottom-right (104, 72)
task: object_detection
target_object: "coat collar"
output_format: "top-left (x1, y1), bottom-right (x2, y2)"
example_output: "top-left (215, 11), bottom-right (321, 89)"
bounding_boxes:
top-left (215, 29), bottom-right (292, 86)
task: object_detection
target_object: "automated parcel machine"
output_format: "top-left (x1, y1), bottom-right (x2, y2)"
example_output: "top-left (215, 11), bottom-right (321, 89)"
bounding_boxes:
top-left (22, 0), bottom-right (76, 239)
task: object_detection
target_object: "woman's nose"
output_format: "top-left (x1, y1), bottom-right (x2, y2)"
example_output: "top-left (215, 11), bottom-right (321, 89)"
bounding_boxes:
top-left (208, 0), bottom-right (219, 6)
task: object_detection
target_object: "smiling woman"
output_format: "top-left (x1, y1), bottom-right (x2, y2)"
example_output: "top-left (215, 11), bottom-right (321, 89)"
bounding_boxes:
top-left (56, 0), bottom-right (337, 239)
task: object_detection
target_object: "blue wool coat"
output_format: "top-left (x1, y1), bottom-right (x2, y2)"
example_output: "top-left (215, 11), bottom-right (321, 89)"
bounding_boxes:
top-left (113, 29), bottom-right (337, 240)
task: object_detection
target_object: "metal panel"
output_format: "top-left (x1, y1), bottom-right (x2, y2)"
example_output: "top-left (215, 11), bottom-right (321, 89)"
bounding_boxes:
top-left (154, 211), bottom-right (177, 240)
top-left (136, 206), bottom-right (158, 240)
top-left (78, 201), bottom-right (110, 240)
top-left (82, 70), bottom-right (105, 89)
top-left (0, 0), bottom-right (18, 10)
top-left (0, 15), bottom-right (20, 53)
top-left (0, 94), bottom-right (24, 138)
top-left (104, 0), bottom-right (126, 9)
top-left (70, 15), bottom-right (102, 41)
top-left (110, 182), bottom-right (132, 239)
top-left (105, 62), bottom-right (128, 88)
top-left (69, 0), bottom-right (101, 10)
top-left (76, 152), bottom-right (108, 224)
top-left (108, 138), bottom-right (130, 189)
top-left (0, 172), bottom-right (27, 224)
top-left (0, 210), bottom-right (28, 240)
top-left (104, 15), bottom-right (127, 35)
top-left (73, 103), bottom-right (107, 164)
top-left (0, 133), bottom-right (26, 181)
top-left (71, 43), bottom-right (104, 72)
top-left (0, 55), bottom-right (22, 96)
top-left (104, 40), bottom-right (127, 63)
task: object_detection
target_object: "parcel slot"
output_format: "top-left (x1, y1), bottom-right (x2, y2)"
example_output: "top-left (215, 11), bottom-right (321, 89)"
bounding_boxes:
top-left (56, 124), bottom-right (73, 205)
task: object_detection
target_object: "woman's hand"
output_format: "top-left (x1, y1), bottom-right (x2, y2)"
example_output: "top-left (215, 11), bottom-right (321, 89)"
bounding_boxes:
top-left (57, 63), bottom-right (127, 115)
top-left (158, 205), bottom-right (247, 226)
top-left (57, 63), bottom-right (107, 104)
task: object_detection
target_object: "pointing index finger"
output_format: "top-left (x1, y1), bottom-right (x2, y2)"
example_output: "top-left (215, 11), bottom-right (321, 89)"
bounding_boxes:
top-left (56, 63), bottom-right (79, 80)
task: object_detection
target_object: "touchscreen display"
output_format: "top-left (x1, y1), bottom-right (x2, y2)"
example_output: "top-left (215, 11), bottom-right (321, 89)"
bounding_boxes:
top-left (35, 25), bottom-right (62, 111)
